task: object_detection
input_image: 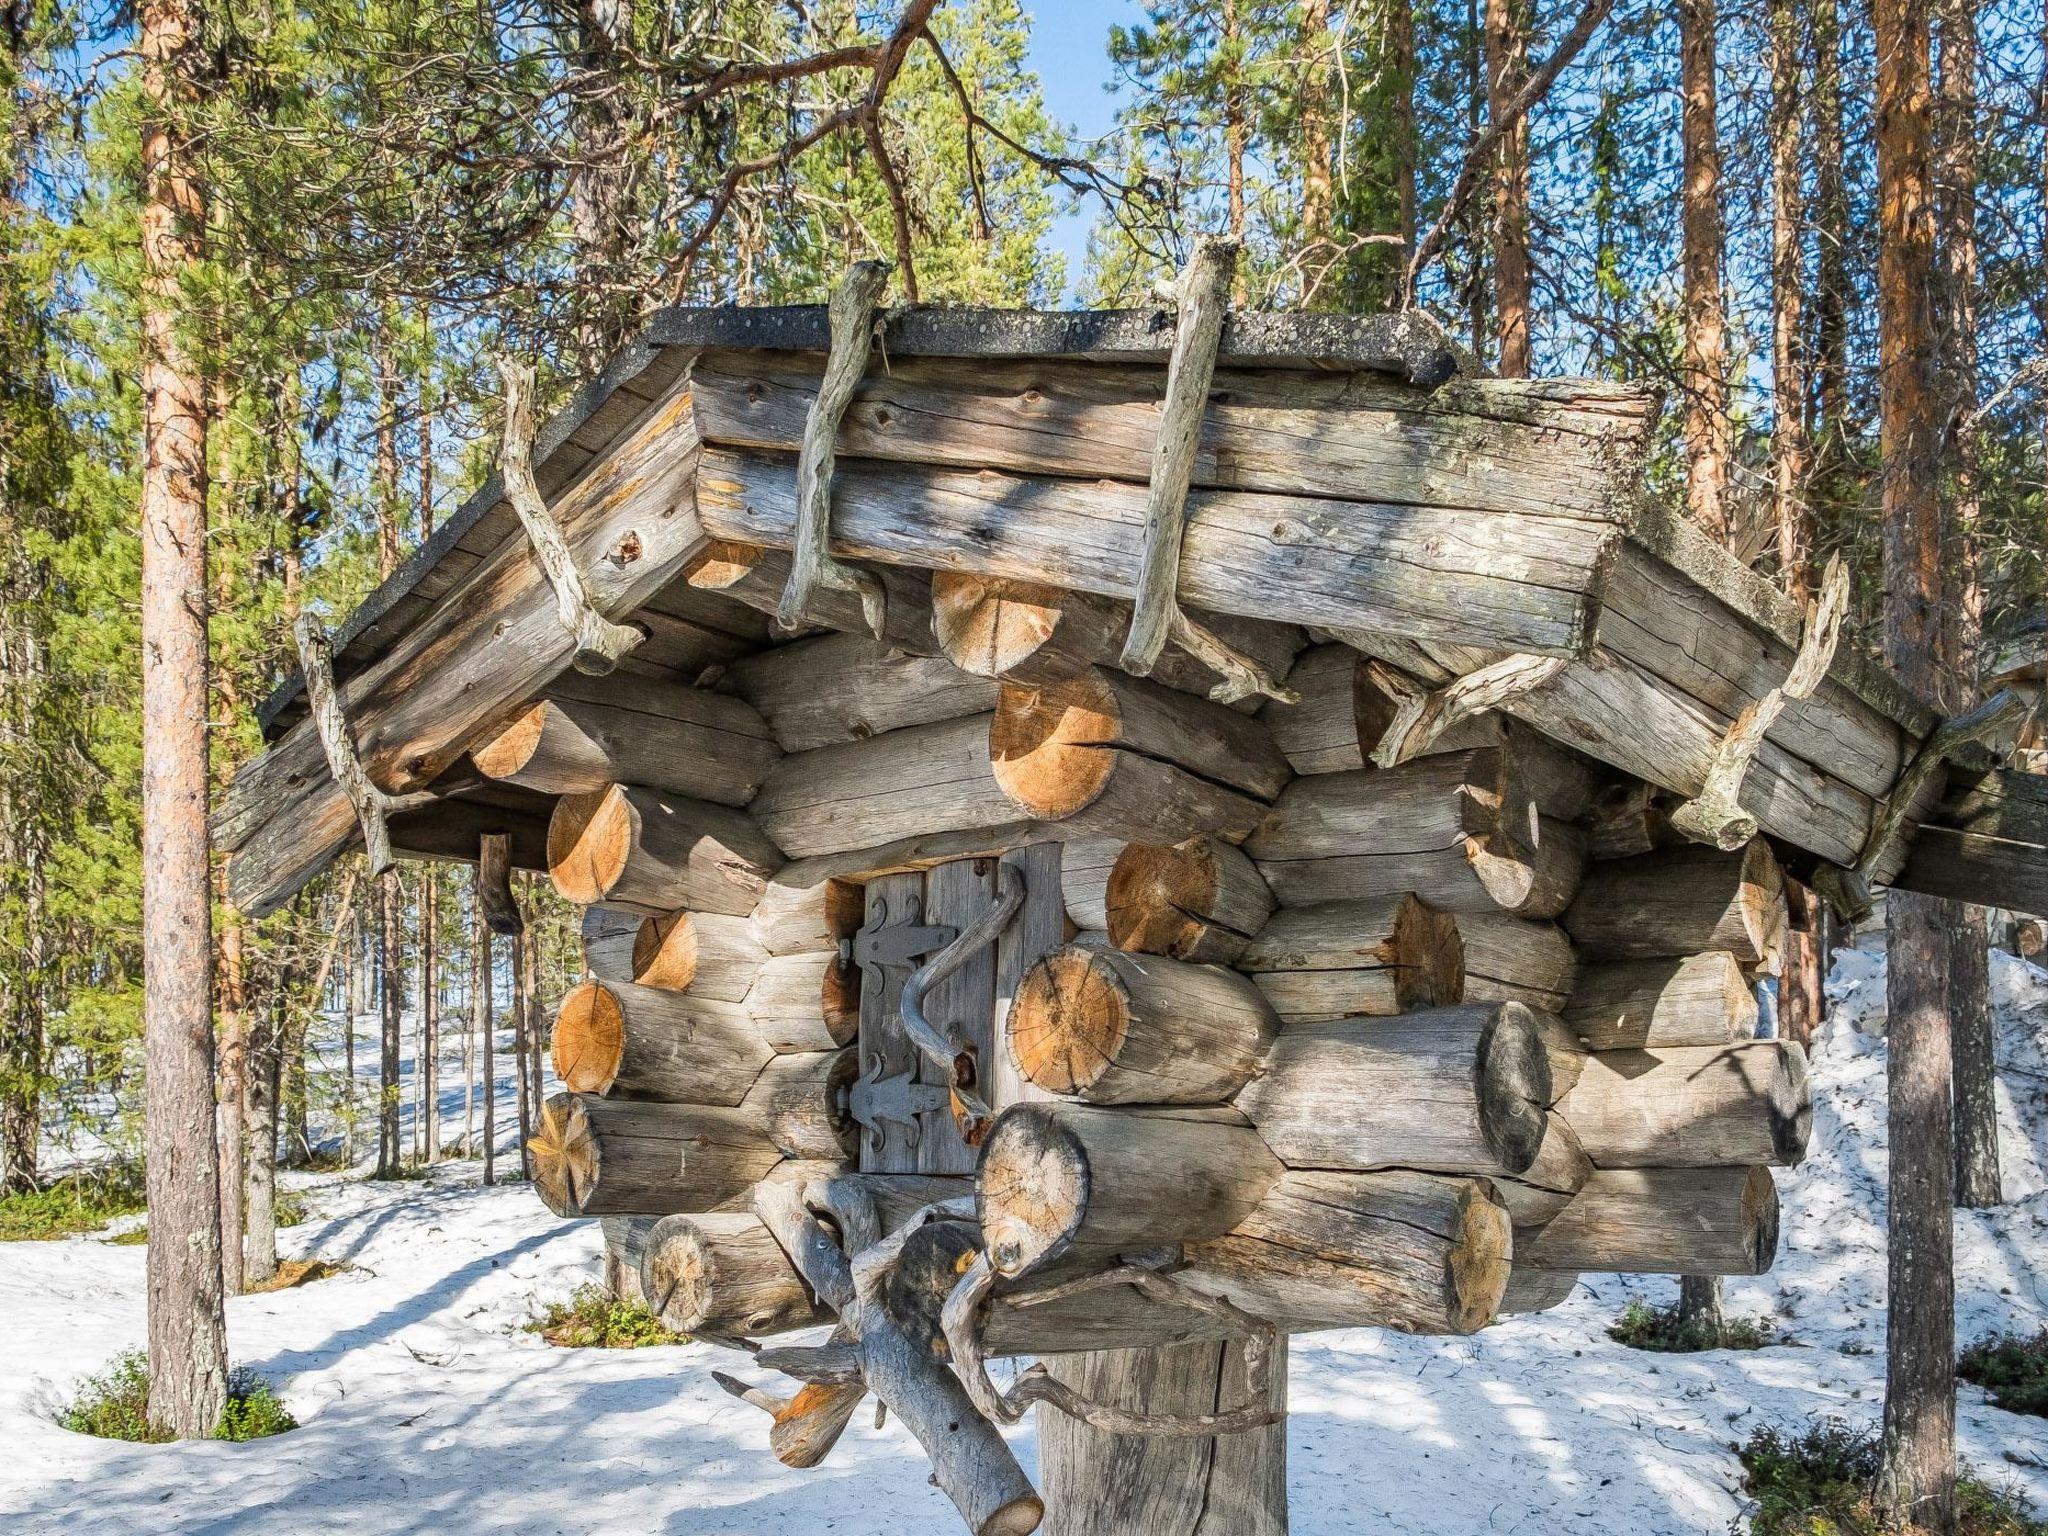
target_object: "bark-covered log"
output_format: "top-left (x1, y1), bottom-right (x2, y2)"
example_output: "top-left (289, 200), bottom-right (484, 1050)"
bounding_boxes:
top-left (1235, 1003), bottom-right (1552, 1176)
top-left (1008, 945), bottom-right (1277, 1104)
top-left (724, 630), bottom-right (998, 753)
top-left (1486, 1113), bottom-right (1593, 1228)
top-left (991, 670), bottom-right (1287, 844)
top-left (531, 1093), bottom-right (782, 1216)
top-left (639, 1211), bottom-right (827, 1337)
top-left (747, 874), bottom-right (863, 957)
top-left (1563, 838), bottom-right (1786, 964)
top-left (977, 1102), bottom-right (1283, 1278)
top-left (629, 910), bottom-right (767, 998)
top-left (548, 783), bottom-right (782, 915)
top-left (744, 951), bottom-right (863, 1051)
top-left (1559, 1041), bottom-right (1811, 1167)
top-left (472, 679), bottom-right (777, 806)
top-left (1183, 1169), bottom-right (1512, 1335)
top-left (1246, 749), bottom-right (1542, 915)
top-left (550, 978), bottom-right (776, 1105)
top-left (1456, 914), bottom-right (1578, 1011)
top-left (1237, 896), bottom-right (1464, 1020)
top-left (740, 1047), bottom-right (858, 1160)
top-left (1563, 953), bottom-right (1758, 1050)
top-left (1520, 1164), bottom-right (1780, 1275)
top-left (1103, 837), bottom-right (1274, 964)
top-left (1038, 1339), bottom-right (1287, 1536)
top-left (929, 570), bottom-right (1297, 709)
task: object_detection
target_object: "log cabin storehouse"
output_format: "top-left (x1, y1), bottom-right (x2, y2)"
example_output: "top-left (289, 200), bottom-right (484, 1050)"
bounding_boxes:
top-left (222, 251), bottom-right (2048, 1536)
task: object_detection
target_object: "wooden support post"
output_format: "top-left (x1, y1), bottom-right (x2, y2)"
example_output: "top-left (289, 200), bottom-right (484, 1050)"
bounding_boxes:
top-left (476, 831), bottom-right (524, 938)
top-left (1039, 1340), bottom-right (1287, 1536)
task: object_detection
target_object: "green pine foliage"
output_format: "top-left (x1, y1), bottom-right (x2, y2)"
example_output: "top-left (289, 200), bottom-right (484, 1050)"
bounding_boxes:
top-left (1739, 1420), bottom-right (2046, 1536)
top-left (1959, 1330), bottom-right (2048, 1419)
top-left (0, 1165), bottom-right (147, 1241)
top-left (525, 1286), bottom-right (685, 1349)
top-left (60, 1353), bottom-right (298, 1444)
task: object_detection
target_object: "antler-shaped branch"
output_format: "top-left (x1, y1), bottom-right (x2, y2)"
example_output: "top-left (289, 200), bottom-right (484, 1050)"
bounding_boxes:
top-left (293, 612), bottom-right (437, 877)
top-left (941, 1252), bottom-right (1282, 1438)
top-left (776, 262), bottom-right (892, 640)
top-left (1119, 239), bottom-right (1296, 707)
top-left (497, 357), bottom-right (646, 677)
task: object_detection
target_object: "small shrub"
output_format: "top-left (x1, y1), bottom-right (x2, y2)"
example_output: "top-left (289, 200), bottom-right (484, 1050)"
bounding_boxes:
top-left (525, 1286), bottom-right (683, 1349)
top-left (60, 1352), bottom-right (297, 1443)
top-left (1609, 1298), bottom-right (1778, 1353)
top-left (1740, 1419), bottom-right (2046, 1535)
top-left (0, 1167), bottom-right (148, 1241)
top-left (245, 1257), bottom-right (352, 1294)
top-left (1960, 1329), bottom-right (2048, 1418)
top-left (298, 1148), bottom-right (352, 1174)
top-left (273, 1191), bottom-right (311, 1229)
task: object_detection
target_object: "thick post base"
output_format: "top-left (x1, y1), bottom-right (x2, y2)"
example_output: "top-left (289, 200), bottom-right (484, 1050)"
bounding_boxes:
top-left (1039, 1338), bottom-right (1287, 1536)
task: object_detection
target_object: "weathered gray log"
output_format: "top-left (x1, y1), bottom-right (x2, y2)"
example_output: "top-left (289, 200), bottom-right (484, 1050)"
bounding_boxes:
top-left (580, 905), bottom-right (645, 982)
top-left (693, 444), bottom-right (1617, 664)
top-left (639, 1211), bottom-right (827, 1337)
top-left (740, 1048), bottom-right (858, 1160)
top-left (601, 1215), bottom-right (656, 1305)
top-left (990, 670), bottom-right (1287, 844)
top-left (1263, 643), bottom-right (1377, 774)
top-left (1523, 817), bottom-right (1588, 920)
top-left (628, 909), bottom-right (766, 997)
top-left (1558, 1041), bottom-right (1811, 1167)
top-left (748, 873), bottom-right (864, 956)
top-left (1059, 836), bottom-right (1126, 931)
top-left (548, 783), bottom-right (782, 915)
top-left (1563, 953), bottom-right (1758, 1050)
top-left (744, 950), bottom-right (863, 1051)
top-left (1486, 1113), bottom-right (1593, 1228)
top-left (1008, 945), bottom-right (1277, 1104)
top-left (1587, 779), bottom-right (1680, 861)
top-left (386, 796), bottom-right (549, 874)
top-left (1563, 838), bottom-right (1786, 965)
top-left (1038, 1339), bottom-right (1287, 1536)
top-left (1102, 837), bottom-right (1275, 964)
top-left (682, 539), bottom-right (942, 656)
top-left (1520, 1165), bottom-right (1781, 1275)
top-left (1234, 1003), bottom-right (1551, 1176)
top-left (1497, 1268), bottom-right (1581, 1314)
top-left (549, 978), bottom-right (776, 1105)
top-left (750, 712), bottom-right (1015, 858)
top-left (1246, 748), bottom-right (1542, 915)
top-left (977, 1103), bottom-right (1283, 1278)
top-left (1896, 767), bottom-right (2048, 916)
top-left (1456, 914), bottom-right (1578, 1012)
top-left (725, 629), bottom-right (999, 753)
top-left (531, 1093), bottom-right (782, 1216)
top-left (1237, 895), bottom-right (1464, 1020)
top-left (1183, 1169), bottom-right (1512, 1335)
top-left (929, 570), bottom-right (1298, 710)
top-left (218, 368), bottom-right (712, 917)
top-left (471, 678), bottom-right (777, 805)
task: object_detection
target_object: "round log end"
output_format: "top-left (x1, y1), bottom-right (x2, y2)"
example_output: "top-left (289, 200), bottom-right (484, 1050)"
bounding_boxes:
top-left (472, 703), bottom-right (547, 782)
top-left (547, 784), bottom-right (632, 905)
top-left (978, 1104), bottom-right (1090, 1278)
top-left (631, 910), bottom-right (699, 990)
top-left (1009, 948), bottom-right (1130, 1097)
top-left (990, 674), bottom-right (1119, 820)
top-left (552, 981), bottom-right (626, 1095)
top-left (821, 955), bottom-right (863, 1046)
top-left (1447, 1179), bottom-right (1515, 1333)
top-left (642, 1212), bottom-right (820, 1337)
top-left (1462, 759), bottom-right (1540, 912)
top-left (932, 571), bottom-right (1071, 677)
top-left (1397, 895), bottom-right (1466, 1010)
top-left (1741, 1166), bottom-right (1782, 1273)
top-left (531, 1093), bottom-right (598, 1216)
top-left (1737, 837), bottom-right (1790, 966)
top-left (1477, 1003), bottom-right (1553, 1175)
top-left (982, 1498), bottom-right (1047, 1536)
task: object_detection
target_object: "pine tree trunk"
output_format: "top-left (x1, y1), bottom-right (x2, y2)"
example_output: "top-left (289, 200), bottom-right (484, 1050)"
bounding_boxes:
top-left (463, 891), bottom-right (477, 1157)
top-left (138, 0), bottom-right (227, 1438)
top-left (1485, 0), bottom-right (1530, 377)
top-left (243, 996), bottom-right (280, 1288)
top-left (523, 902), bottom-right (545, 1135)
top-left (1874, 0), bottom-right (1959, 1520)
top-left (1675, 1275), bottom-right (1723, 1339)
top-left (1935, 0), bottom-right (2001, 1214)
top-left (1811, 0), bottom-right (1851, 520)
top-left (474, 872), bottom-right (494, 1185)
top-left (422, 870), bottom-right (440, 1163)
top-left (378, 870), bottom-right (403, 1177)
top-left (1767, 0), bottom-right (1813, 605)
top-left (1678, 0), bottom-right (1730, 545)
top-left (513, 929), bottom-right (532, 1181)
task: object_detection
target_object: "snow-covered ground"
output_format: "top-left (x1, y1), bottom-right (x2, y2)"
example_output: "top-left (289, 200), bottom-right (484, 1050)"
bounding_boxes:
top-left (3, 945), bottom-right (2047, 1536)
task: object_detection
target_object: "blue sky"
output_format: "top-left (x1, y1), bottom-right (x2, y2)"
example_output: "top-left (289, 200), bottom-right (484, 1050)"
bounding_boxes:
top-left (1020, 0), bottom-right (1144, 292)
